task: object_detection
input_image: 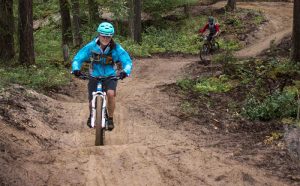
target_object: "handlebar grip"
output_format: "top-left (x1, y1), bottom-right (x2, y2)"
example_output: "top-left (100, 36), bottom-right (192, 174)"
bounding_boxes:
top-left (71, 71), bottom-right (88, 80)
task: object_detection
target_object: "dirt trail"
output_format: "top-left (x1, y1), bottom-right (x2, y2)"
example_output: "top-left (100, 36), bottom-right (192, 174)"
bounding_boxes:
top-left (0, 1), bottom-right (296, 186)
top-left (3, 57), bottom-right (286, 186)
top-left (213, 1), bottom-right (293, 58)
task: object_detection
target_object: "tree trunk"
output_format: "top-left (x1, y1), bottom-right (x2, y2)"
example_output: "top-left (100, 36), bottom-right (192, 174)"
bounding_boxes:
top-left (71, 0), bottom-right (82, 47)
top-left (118, 20), bottom-right (127, 37)
top-left (292, 0), bottom-right (300, 62)
top-left (183, 4), bottom-right (190, 18)
top-left (88, 0), bottom-right (98, 24)
top-left (226, 0), bottom-right (236, 11)
top-left (128, 0), bottom-right (134, 38)
top-left (112, 19), bottom-right (127, 37)
top-left (133, 0), bottom-right (142, 44)
top-left (0, 0), bottom-right (15, 60)
top-left (59, 0), bottom-right (73, 45)
top-left (19, 0), bottom-right (35, 66)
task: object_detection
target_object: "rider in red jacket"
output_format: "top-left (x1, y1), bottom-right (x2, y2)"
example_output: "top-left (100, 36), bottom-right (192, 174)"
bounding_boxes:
top-left (199, 16), bottom-right (220, 42)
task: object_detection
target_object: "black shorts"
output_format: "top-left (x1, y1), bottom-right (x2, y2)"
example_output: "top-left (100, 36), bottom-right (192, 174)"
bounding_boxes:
top-left (208, 32), bottom-right (216, 42)
top-left (88, 77), bottom-right (117, 101)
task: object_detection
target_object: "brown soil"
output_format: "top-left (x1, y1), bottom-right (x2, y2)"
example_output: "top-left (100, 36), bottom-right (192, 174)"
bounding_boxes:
top-left (0, 1), bottom-right (298, 186)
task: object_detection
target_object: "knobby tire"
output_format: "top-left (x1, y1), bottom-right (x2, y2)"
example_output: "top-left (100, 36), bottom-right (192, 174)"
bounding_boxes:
top-left (199, 44), bottom-right (210, 62)
top-left (95, 96), bottom-right (105, 146)
top-left (199, 41), bottom-right (220, 62)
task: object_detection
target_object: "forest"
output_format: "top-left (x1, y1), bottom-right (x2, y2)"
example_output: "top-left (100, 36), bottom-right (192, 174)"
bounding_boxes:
top-left (0, 0), bottom-right (300, 185)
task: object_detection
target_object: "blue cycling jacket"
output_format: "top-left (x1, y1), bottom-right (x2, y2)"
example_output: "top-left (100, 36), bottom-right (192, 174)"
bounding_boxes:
top-left (72, 38), bottom-right (132, 77)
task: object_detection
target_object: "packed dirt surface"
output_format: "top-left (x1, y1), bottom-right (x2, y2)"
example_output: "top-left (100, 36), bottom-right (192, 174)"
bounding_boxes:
top-left (0, 1), bottom-right (298, 186)
top-left (0, 57), bottom-right (291, 186)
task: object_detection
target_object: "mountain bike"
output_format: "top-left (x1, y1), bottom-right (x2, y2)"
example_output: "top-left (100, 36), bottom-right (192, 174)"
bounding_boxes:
top-left (75, 73), bottom-right (120, 146)
top-left (199, 35), bottom-right (220, 62)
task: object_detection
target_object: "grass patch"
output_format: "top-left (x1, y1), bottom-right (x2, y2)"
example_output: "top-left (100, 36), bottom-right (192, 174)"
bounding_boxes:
top-left (0, 63), bottom-right (69, 91)
top-left (0, 17), bottom-right (70, 91)
top-left (180, 101), bottom-right (198, 115)
top-left (194, 75), bottom-right (235, 94)
top-left (34, 23), bottom-right (62, 62)
top-left (177, 75), bottom-right (236, 94)
top-left (218, 38), bottom-right (241, 51)
top-left (116, 16), bottom-right (207, 56)
top-left (253, 11), bottom-right (265, 25)
top-left (33, 0), bottom-right (59, 20)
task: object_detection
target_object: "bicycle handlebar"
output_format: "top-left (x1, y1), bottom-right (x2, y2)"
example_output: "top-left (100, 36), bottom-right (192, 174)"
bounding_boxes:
top-left (71, 72), bottom-right (121, 81)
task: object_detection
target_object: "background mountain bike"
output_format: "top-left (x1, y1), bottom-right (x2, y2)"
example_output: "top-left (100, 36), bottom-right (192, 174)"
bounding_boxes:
top-left (76, 73), bottom-right (120, 146)
top-left (199, 35), bottom-right (220, 62)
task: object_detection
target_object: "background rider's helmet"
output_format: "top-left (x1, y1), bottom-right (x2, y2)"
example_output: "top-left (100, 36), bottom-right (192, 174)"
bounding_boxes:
top-left (97, 22), bottom-right (115, 36)
top-left (208, 16), bottom-right (215, 25)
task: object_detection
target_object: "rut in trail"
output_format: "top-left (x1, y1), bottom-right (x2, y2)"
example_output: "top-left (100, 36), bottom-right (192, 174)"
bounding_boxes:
top-left (0, 1), bottom-right (295, 186)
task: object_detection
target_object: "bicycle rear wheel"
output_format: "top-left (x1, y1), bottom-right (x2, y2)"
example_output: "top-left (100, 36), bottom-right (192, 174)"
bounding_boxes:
top-left (95, 96), bottom-right (105, 146)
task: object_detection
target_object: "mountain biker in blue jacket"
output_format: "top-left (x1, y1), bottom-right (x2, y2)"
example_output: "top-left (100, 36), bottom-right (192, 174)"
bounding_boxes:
top-left (72, 22), bottom-right (133, 130)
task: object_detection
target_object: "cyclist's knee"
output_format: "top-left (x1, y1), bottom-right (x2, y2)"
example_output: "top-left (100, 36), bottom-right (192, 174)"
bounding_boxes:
top-left (107, 90), bottom-right (116, 97)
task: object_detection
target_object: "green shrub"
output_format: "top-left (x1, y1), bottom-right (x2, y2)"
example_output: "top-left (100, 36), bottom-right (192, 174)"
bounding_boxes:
top-left (242, 90), bottom-right (297, 121)
top-left (225, 16), bottom-right (242, 28)
top-left (176, 78), bottom-right (194, 91)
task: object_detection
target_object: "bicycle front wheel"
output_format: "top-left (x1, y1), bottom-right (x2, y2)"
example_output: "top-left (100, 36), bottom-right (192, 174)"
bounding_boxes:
top-left (199, 44), bottom-right (210, 62)
top-left (95, 96), bottom-right (105, 146)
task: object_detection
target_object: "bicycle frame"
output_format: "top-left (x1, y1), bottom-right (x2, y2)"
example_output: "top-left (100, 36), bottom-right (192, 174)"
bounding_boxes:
top-left (90, 82), bottom-right (107, 128)
top-left (202, 35), bottom-right (216, 48)
top-left (72, 70), bottom-right (121, 146)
